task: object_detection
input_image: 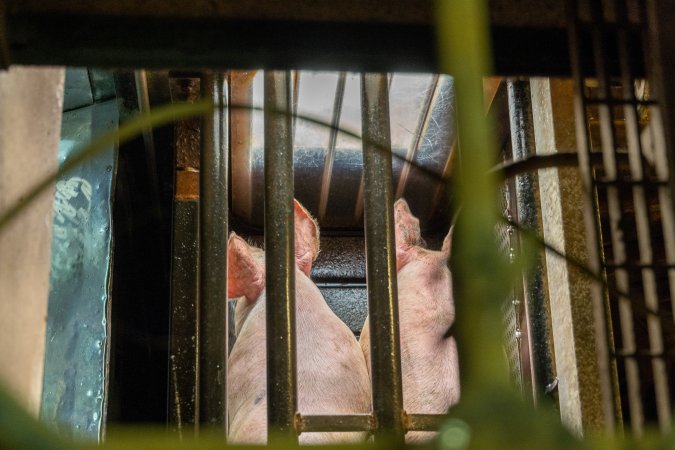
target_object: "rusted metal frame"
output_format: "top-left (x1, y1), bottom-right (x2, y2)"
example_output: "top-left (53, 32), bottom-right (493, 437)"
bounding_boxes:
top-left (360, 73), bottom-right (405, 443)
top-left (567, 0), bottom-right (620, 431)
top-left (614, 0), bottom-right (672, 432)
top-left (198, 72), bottom-right (229, 431)
top-left (318, 72), bottom-right (347, 222)
top-left (264, 70), bottom-right (298, 441)
top-left (588, 0), bottom-right (644, 434)
top-left (644, 1), bottom-right (675, 375)
top-left (394, 75), bottom-right (439, 200)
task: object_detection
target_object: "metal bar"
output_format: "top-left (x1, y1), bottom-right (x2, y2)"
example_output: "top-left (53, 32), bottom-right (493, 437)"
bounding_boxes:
top-left (169, 194), bottom-right (199, 436)
top-left (360, 72), bottom-right (404, 443)
top-left (566, 0), bottom-right (619, 431)
top-left (394, 75), bottom-right (439, 200)
top-left (646, 0), bottom-right (675, 222)
top-left (318, 72), bottom-right (346, 222)
top-left (588, 0), bottom-right (644, 433)
top-left (264, 70), bottom-right (298, 441)
top-left (645, 1), bottom-right (675, 387)
top-left (584, 97), bottom-right (658, 106)
top-left (615, 0), bottom-right (672, 432)
top-left (295, 412), bottom-right (447, 433)
top-left (404, 413), bottom-right (448, 432)
top-left (296, 414), bottom-right (374, 433)
top-left (507, 79), bottom-right (554, 402)
top-left (198, 72), bottom-right (229, 431)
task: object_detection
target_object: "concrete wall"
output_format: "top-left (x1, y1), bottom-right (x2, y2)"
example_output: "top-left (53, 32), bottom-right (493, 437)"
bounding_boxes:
top-left (0, 66), bottom-right (64, 415)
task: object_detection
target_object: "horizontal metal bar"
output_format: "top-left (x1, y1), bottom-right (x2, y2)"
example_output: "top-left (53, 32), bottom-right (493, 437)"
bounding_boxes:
top-left (313, 281), bottom-right (367, 289)
top-left (604, 261), bottom-right (675, 270)
top-left (294, 413), bottom-right (449, 433)
top-left (595, 179), bottom-right (670, 186)
top-left (295, 414), bottom-right (374, 433)
top-left (404, 413), bottom-right (449, 432)
top-left (0, 3), bottom-right (640, 76)
top-left (612, 350), bottom-right (675, 359)
top-left (584, 97), bottom-right (657, 106)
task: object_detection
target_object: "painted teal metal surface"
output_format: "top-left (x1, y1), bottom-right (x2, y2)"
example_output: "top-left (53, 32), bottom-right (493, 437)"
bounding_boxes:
top-left (40, 98), bottom-right (118, 441)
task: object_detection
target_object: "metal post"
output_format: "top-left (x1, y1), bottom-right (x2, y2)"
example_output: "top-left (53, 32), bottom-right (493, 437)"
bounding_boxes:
top-left (507, 79), bottom-right (555, 401)
top-left (264, 70), bottom-right (298, 442)
top-left (360, 72), bottom-right (405, 443)
top-left (198, 72), bottom-right (229, 431)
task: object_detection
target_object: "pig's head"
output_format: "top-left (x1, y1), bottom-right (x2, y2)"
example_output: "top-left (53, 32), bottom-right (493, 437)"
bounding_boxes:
top-left (394, 198), bottom-right (452, 271)
top-left (227, 199), bottom-right (320, 335)
top-left (227, 233), bottom-right (266, 335)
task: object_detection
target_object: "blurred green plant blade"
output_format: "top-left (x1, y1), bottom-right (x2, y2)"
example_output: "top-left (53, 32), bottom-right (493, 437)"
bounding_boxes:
top-left (0, 387), bottom-right (80, 450)
top-left (435, 0), bottom-right (512, 397)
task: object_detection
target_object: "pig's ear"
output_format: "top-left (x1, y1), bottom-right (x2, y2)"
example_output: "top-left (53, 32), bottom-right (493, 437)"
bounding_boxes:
top-left (442, 225), bottom-right (453, 257)
top-left (227, 233), bottom-right (265, 302)
top-left (294, 199), bottom-right (319, 276)
top-left (394, 198), bottom-right (422, 270)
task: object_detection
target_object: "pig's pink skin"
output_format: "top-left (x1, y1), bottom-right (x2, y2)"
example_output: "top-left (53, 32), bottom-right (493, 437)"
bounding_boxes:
top-left (359, 198), bottom-right (459, 443)
top-left (227, 200), bottom-right (372, 444)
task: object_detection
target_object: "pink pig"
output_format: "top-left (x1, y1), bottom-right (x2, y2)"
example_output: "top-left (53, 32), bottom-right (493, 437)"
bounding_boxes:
top-left (359, 198), bottom-right (459, 443)
top-left (227, 200), bottom-right (371, 444)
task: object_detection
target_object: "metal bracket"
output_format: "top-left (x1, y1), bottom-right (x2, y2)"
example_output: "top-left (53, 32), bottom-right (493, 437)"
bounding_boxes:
top-left (0, 0), bottom-right (9, 70)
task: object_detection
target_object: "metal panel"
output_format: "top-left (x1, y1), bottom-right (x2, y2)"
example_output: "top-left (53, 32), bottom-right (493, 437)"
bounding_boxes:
top-left (40, 99), bottom-right (118, 440)
top-left (62, 68), bottom-right (93, 112)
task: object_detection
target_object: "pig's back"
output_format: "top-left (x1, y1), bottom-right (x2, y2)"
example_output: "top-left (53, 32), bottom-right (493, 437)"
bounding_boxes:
top-left (228, 273), bottom-right (371, 444)
top-left (295, 273), bottom-right (372, 442)
top-left (398, 257), bottom-right (459, 442)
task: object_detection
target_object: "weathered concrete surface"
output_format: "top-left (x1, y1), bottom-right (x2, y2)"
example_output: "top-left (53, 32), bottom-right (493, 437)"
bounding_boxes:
top-left (0, 66), bottom-right (65, 415)
top-left (531, 78), bottom-right (605, 434)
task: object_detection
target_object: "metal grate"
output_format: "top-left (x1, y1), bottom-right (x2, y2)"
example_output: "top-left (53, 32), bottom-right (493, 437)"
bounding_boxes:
top-left (568, 0), bottom-right (675, 434)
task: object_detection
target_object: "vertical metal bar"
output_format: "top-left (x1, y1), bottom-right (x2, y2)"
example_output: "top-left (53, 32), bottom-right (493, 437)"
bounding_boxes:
top-left (318, 72), bottom-right (346, 222)
top-left (169, 193), bottom-right (199, 436)
top-left (507, 79), bottom-right (555, 402)
top-left (566, 0), bottom-right (618, 431)
top-left (615, 0), bottom-right (672, 432)
top-left (361, 72), bottom-right (405, 443)
top-left (264, 70), bottom-right (298, 442)
top-left (646, 0), bottom-right (675, 221)
top-left (588, 0), bottom-right (644, 434)
top-left (198, 72), bottom-right (229, 431)
top-left (645, 0), bottom-right (675, 356)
